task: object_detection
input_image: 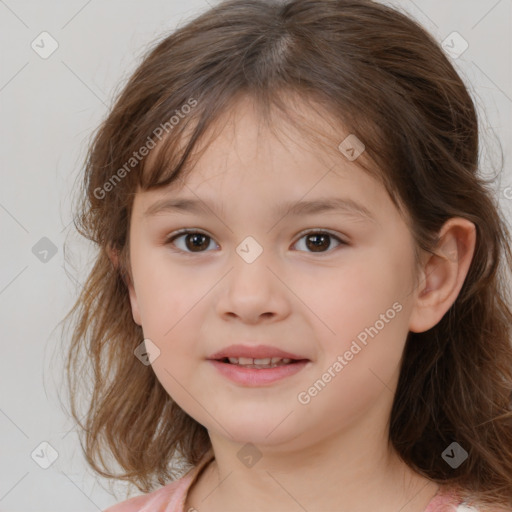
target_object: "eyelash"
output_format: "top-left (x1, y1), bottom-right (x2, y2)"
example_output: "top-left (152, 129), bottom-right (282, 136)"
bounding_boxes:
top-left (164, 228), bottom-right (348, 255)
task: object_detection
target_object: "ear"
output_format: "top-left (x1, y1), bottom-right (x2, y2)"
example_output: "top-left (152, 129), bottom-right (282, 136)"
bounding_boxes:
top-left (408, 217), bottom-right (476, 333)
top-left (107, 245), bottom-right (142, 326)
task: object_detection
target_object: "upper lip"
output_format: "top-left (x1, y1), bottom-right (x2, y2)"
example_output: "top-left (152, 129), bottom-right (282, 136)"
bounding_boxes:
top-left (208, 344), bottom-right (309, 361)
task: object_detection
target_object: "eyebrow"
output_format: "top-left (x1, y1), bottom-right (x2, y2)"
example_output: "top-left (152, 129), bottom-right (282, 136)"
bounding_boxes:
top-left (144, 196), bottom-right (376, 223)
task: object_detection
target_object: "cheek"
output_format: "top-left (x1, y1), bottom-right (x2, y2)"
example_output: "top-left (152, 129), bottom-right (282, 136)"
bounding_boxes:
top-left (296, 251), bottom-right (413, 393)
top-left (298, 251), bottom-right (409, 337)
top-left (131, 252), bottom-right (213, 359)
top-left (295, 271), bottom-right (409, 431)
top-left (132, 251), bottom-right (204, 332)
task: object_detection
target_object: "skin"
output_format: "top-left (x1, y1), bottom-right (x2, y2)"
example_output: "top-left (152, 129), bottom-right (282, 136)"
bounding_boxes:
top-left (120, 95), bottom-right (476, 512)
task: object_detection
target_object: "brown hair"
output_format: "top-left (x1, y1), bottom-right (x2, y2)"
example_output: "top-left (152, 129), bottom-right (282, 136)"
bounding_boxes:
top-left (60, 0), bottom-right (512, 508)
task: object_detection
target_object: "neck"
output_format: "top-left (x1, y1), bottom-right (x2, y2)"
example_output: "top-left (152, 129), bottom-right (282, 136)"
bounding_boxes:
top-left (187, 408), bottom-right (439, 512)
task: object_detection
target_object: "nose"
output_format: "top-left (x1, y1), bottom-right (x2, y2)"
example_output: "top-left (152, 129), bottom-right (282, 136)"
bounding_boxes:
top-left (215, 245), bottom-right (291, 325)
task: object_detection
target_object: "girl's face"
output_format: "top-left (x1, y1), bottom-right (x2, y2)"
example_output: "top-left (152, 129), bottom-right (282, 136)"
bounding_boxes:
top-left (126, 96), bottom-right (422, 451)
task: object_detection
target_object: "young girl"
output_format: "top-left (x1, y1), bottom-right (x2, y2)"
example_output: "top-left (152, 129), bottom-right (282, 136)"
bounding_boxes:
top-left (62, 0), bottom-right (512, 510)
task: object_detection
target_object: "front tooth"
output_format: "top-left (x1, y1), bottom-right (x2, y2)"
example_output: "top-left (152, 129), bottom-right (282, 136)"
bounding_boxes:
top-left (228, 357), bottom-right (239, 364)
top-left (254, 358), bottom-right (271, 365)
top-left (238, 357), bottom-right (253, 365)
top-left (271, 357), bottom-right (282, 364)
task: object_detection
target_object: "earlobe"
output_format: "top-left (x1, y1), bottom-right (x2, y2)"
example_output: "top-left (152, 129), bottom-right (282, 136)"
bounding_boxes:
top-left (107, 245), bottom-right (142, 326)
top-left (408, 218), bottom-right (476, 333)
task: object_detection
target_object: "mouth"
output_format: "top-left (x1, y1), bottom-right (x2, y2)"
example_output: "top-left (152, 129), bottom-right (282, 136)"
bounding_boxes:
top-left (207, 344), bottom-right (311, 386)
top-left (215, 356), bottom-right (308, 369)
top-left (207, 344), bottom-right (310, 367)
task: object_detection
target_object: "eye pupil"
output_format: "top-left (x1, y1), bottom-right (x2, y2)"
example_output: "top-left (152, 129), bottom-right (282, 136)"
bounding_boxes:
top-left (306, 234), bottom-right (330, 252)
top-left (186, 233), bottom-right (210, 251)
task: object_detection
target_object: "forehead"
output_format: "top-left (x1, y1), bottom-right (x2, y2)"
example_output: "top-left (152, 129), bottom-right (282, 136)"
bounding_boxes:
top-left (141, 94), bottom-right (374, 191)
top-left (132, 93), bottom-right (409, 233)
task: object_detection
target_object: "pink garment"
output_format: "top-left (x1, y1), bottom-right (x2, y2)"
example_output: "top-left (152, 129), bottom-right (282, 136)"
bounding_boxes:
top-left (103, 451), bottom-right (479, 512)
top-left (103, 450), bottom-right (215, 512)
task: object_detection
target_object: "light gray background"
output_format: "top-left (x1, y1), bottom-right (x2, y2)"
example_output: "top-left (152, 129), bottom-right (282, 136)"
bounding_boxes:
top-left (1, 1), bottom-right (511, 511)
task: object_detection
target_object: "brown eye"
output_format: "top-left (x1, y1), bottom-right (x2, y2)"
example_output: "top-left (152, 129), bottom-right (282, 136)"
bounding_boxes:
top-left (293, 231), bottom-right (345, 253)
top-left (184, 233), bottom-right (211, 252)
top-left (166, 231), bottom-right (217, 253)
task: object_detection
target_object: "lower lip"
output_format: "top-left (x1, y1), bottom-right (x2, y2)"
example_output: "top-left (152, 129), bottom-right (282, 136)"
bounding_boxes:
top-left (208, 360), bottom-right (309, 386)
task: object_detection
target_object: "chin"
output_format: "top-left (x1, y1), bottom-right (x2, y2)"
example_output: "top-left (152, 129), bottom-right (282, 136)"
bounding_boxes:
top-left (214, 412), bottom-right (304, 448)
